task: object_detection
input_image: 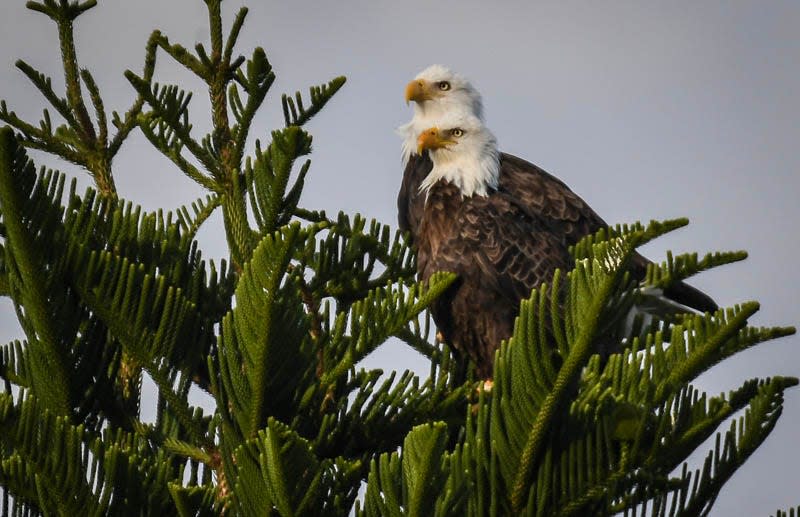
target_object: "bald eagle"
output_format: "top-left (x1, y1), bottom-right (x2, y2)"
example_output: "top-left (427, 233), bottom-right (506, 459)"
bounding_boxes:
top-left (398, 65), bottom-right (717, 379)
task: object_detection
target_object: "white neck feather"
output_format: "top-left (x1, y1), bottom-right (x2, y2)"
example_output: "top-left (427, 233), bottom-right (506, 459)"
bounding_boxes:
top-left (398, 102), bottom-right (450, 166)
top-left (398, 97), bottom-right (484, 166)
top-left (419, 133), bottom-right (500, 198)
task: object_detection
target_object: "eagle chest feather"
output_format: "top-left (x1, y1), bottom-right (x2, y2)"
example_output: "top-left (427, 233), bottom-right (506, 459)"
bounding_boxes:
top-left (414, 180), bottom-right (520, 378)
top-left (416, 180), bottom-right (464, 281)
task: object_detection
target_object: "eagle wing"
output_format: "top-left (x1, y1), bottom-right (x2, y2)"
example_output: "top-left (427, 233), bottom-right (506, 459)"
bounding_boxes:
top-left (498, 153), bottom-right (607, 247)
top-left (498, 153), bottom-right (717, 312)
top-left (432, 192), bottom-right (572, 307)
top-left (397, 153), bottom-right (431, 242)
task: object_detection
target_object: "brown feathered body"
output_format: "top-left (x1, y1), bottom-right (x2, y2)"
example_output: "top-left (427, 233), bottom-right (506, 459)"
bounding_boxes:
top-left (416, 178), bottom-right (573, 377)
top-left (399, 152), bottom-right (717, 378)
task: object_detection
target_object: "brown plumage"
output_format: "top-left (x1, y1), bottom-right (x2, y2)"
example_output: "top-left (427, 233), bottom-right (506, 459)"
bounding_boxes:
top-left (400, 152), bottom-right (604, 249)
top-left (399, 151), bottom-right (717, 379)
top-left (414, 176), bottom-right (572, 378)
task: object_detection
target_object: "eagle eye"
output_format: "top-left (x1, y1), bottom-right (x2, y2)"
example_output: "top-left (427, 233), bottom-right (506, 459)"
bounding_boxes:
top-left (451, 128), bottom-right (464, 137)
top-left (438, 81), bottom-right (451, 91)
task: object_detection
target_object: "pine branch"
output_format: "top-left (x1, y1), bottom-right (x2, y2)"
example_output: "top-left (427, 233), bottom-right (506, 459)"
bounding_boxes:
top-left (282, 77), bottom-right (347, 127)
top-left (0, 340), bottom-right (29, 390)
top-left (303, 214), bottom-right (418, 303)
top-left (216, 223), bottom-right (311, 438)
top-left (176, 194), bottom-right (221, 241)
top-left (14, 59), bottom-right (79, 131)
top-left (109, 28), bottom-right (159, 157)
top-left (0, 391), bottom-right (179, 514)
top-left (233, 418), bottom-right (361, 515)
top-left (677, 377), bottom-right (795, 516)
top-left (774, 507), bottom-right (800, 517)
top-left (125, 75), bottom-right (221, 181)
top-left (0, 101), bottom-right (85, 165)
top-left (511, 233), bottom-right (634, 512)
top-left (319, 272), bottom-right (457, 388)
top-left (646, 249), bottom-right (748, 287)
top-left (654, 305), bottom-right (795, 405)
top-left (154, 33), bottom-right (208, 80)
top-left (358, 422), bottom-right (463, 517)
top-left (230, 47), bottom-right (275, 167)
top-left (51, 3), bottom-right (97, 143)
top-left (311, 368), bottom-right (470, 464)
top-left (1, 0), bottom-right (160, 200)
top-left (168, 483), bottom-right (218, 517)
top-left (25, 0), bottom-right (97, 20)
top-left (0, 128), bottom-right (71, 416)
top-left (80, 68), bottom-right (108, 148)
top-left (247, 127), bottom-right (312, 235)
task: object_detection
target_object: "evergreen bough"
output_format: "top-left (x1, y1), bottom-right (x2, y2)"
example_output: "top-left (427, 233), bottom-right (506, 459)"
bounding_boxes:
top-left (0, 1), bottom-right (795, 515)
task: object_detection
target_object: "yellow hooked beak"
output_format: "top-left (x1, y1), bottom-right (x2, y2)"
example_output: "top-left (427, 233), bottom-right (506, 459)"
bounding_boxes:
top-left (405, 79), bottom-right (433, 104)
top-left (417, 127), bottom-right (455, 154)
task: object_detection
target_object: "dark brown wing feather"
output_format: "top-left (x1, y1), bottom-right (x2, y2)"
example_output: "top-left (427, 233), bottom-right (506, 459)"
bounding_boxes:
top-left (418, 181), bottom-right (571, 378)
top-left (397, 154), bottom-right (431, 243)
top-left (496, 153), bottom-right (716, 312)
top-left (497, 153), bottom-right (607, 246)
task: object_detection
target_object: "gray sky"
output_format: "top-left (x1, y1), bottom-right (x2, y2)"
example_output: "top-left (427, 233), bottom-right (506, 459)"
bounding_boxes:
top-left (1, 1), bottom-right (798, 514)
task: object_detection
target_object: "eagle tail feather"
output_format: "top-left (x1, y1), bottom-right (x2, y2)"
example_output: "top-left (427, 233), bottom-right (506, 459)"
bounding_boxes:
top-left (663, 281), bottom-right (718, 313)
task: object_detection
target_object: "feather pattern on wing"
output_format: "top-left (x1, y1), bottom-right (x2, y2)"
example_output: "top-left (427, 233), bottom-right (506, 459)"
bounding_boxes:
top-left (416, 180), bottom-right (571, 378)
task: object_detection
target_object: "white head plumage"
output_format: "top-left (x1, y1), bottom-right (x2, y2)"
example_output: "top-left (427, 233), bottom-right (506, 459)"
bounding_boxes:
top-left (417, 107), bottom-right (499, 198)
top-left (398, 65), bottom-right (484, 166)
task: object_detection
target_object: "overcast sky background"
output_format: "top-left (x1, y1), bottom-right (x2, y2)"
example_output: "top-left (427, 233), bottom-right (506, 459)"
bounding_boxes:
top-left (1, 1), bottom-right (798, 514)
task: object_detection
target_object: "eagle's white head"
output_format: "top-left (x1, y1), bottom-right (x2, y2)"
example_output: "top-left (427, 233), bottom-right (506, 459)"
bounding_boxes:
top-left (398, 65), bottom-right (483, 165)
top-left (417, 108), bottom-right (499, 198)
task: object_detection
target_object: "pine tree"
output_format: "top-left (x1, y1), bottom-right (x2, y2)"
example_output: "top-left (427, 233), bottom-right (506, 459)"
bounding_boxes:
top-left (0, 1), bottom-right (795, 515)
